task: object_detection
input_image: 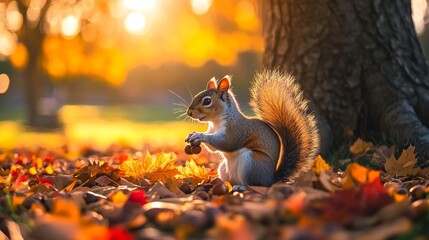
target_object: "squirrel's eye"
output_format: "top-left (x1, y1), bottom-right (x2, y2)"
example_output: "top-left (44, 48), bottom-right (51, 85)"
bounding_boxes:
top-left (202, 96), bottom-right (212, 107)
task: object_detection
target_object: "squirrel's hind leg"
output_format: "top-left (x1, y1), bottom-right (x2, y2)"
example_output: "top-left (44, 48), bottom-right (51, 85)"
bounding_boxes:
top-left (218, 160), bottom-right (230, 181)
top-left (238, 150), bottom-right (276, 187)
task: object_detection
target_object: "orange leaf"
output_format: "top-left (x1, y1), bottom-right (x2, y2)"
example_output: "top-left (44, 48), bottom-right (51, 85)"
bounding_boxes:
top-left (349, 138), bottom-right (374, 155)
top-left (64, 179), bottom-right (78, 192)
top-left (312, 155), bottom-right (330, 174)
top-left (342, 163), bottom-right (380, 188)
top-left (52, 198), bottom-right (80, 222)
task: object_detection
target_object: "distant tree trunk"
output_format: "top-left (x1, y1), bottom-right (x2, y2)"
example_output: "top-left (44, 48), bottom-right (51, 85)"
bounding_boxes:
top-left (262, 0), bottom-right (429, 166)
top-left (19, 0), bottom-right (59, 129)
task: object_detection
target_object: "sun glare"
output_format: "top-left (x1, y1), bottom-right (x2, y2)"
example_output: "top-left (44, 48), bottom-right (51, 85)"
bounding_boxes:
top-left (191, 0), bottom-right (213, 15)
top-left (123, 0), bottom-right (156, 11)
top-left (61, 15), bottom-right (80, 39)
top-left (124, 12), bottom-right (147, 35)
top-left (0, 73), bottom-right (10, 94)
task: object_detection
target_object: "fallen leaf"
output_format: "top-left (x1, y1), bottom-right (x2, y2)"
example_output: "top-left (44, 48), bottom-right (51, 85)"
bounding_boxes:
top-left (52, 198), bottom-right (80, 222)
top-left (323, 178), bottom-right (394, 225)
top-left (342, 163), bottom-right (380, 188)
top-left (350, 138), bottom-right (374, 155)
top-left (312, 155), bottom-right (330, 174)
top-left (384, 146), bottom-right (420, 178)
top-left (177, 159), bottom-right (208, 184)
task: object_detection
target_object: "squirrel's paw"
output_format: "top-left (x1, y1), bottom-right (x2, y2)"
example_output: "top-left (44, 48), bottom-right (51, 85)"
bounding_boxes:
top-left (185, 132), bottom-right (205, 145)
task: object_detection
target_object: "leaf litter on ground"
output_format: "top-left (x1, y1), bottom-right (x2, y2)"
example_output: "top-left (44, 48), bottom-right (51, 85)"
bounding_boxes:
top-left (0, 139), bottom-right (428, 239)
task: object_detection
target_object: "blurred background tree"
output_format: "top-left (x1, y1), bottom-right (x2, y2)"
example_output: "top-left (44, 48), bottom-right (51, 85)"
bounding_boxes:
top-left (0, 0), bottom-right (262, 128)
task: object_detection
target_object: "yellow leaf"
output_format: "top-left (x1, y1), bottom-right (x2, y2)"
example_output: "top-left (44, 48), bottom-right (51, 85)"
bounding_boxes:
top-left (119, 158), bottom-right (146, 180)
top-left (45, 165), bottom-right (54, 175)
top-left (119, 151), bottom-right (179, 183)
top-left (384, 146), bottom-right (420, 178)
top-left (177, 159), bottom-right (208, 184)
top-left (29, 166), bottom-right (37, 175)
top-left (350, 138), bottom-right (374, 155)
top-left (342, 163), bottom-right (380, 188)
top-left (312, 155), bottom-right (330, 174)
top-left (109, 190), bottom-right (128, 207)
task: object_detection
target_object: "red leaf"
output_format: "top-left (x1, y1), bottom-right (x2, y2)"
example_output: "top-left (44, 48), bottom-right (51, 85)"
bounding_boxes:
top-left (322, 177), bottom-right (393, 225)
top-left (106, 226), bottom-right (135, 240)
top-left (44, 155), bottom-right (55, 164)
top-left (127, 190), bottom-right (147, 206)
top-left (39, 176), bottom-right (53, 185)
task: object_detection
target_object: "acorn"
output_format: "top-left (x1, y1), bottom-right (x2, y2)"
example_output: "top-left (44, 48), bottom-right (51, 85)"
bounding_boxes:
top-left (411, 199), bottom-right (429, 217)
top-left (409, 185), bottom-right (427, 202)
top-left (185, 145), bottom-right (193, 155)
top-left (211, 177), bottom-right (224, 186)
top-left (212, 182), bottom-right (229, 195)
top-left (191, 145), bottom-right (202, 154)
top-left (194, 190), bottom-right (209, 201)
top-left (179, 183), bottom-right (192, 194)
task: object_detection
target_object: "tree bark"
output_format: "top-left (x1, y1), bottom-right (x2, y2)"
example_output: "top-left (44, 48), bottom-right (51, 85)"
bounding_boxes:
top-left (19, 0), bottom-right (59, 129)
top-left (262, 0), bottom-right (429, 165)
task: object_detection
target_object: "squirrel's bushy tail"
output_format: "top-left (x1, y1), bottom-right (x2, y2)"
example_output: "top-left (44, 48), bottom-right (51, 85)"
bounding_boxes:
top-left (250, 69), bottom-right (319, 180)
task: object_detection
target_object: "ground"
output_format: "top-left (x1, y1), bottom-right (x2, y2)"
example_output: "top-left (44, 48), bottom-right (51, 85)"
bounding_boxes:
top-left (0, 117), bottom-right (429, 239)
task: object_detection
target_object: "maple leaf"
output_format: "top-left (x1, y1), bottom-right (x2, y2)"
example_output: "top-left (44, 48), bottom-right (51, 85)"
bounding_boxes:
top-left (349, 138), bottom-right (374, 155)
top-left (177, 159), bottom-right (208, 184)
top-left (342, 163), bottom-right (380, 188)
top-left (119, 151), bottom-right (179, 183)
top-left (384, 146), bottom-right (420, 178)
top-left (119, 158), bottom-right (146, 180)
top-left (312, 155), bottom-right (330, 174)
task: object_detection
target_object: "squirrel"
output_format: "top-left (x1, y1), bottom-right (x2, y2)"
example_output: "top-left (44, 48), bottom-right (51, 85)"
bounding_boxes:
top-left (185, 70), bottom-right (320, 187)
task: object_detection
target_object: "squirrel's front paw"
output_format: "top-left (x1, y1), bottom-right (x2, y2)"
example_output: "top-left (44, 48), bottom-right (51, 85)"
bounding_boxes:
top-left (185, 132), bottom-right (205, 145)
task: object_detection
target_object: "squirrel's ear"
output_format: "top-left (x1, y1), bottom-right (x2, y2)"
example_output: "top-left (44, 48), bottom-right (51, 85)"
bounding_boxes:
top-left (217, 76), bottom-right (231, 92)
top-left (207, 78), bottom-right (217, 90)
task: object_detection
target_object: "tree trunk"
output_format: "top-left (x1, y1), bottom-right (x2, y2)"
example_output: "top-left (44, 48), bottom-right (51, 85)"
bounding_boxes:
top-left (262, 0), bottom-right (429, 166)
top-left (20, 0), bottom-right (59, 129)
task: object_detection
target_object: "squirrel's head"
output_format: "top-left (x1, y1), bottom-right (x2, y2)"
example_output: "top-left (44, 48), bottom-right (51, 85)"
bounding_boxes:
top-left (187, 76), bottom-right (232, 122)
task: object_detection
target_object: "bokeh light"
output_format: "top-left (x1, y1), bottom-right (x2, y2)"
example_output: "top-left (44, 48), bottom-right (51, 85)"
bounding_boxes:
top-left (10, 43), bottom-right (28, 69)
top-left (0, 74), bottom-right (10, 94)
top-left (61, 15), bottom-right (80, 39)
top-left (6, 1), bottom-right (23, 32)
top-left (191, 0), bottom-right (213, 15)
top-left (124, 12), bottom-right (147, 35)
top-left (0, 31), bottom-right (17, 58)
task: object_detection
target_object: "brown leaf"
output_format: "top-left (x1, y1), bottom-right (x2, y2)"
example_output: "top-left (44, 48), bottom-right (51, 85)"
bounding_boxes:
top-left (384, 146), bottom-right (420, 178)
top-left (293, 170), bottom-right (315, 188)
